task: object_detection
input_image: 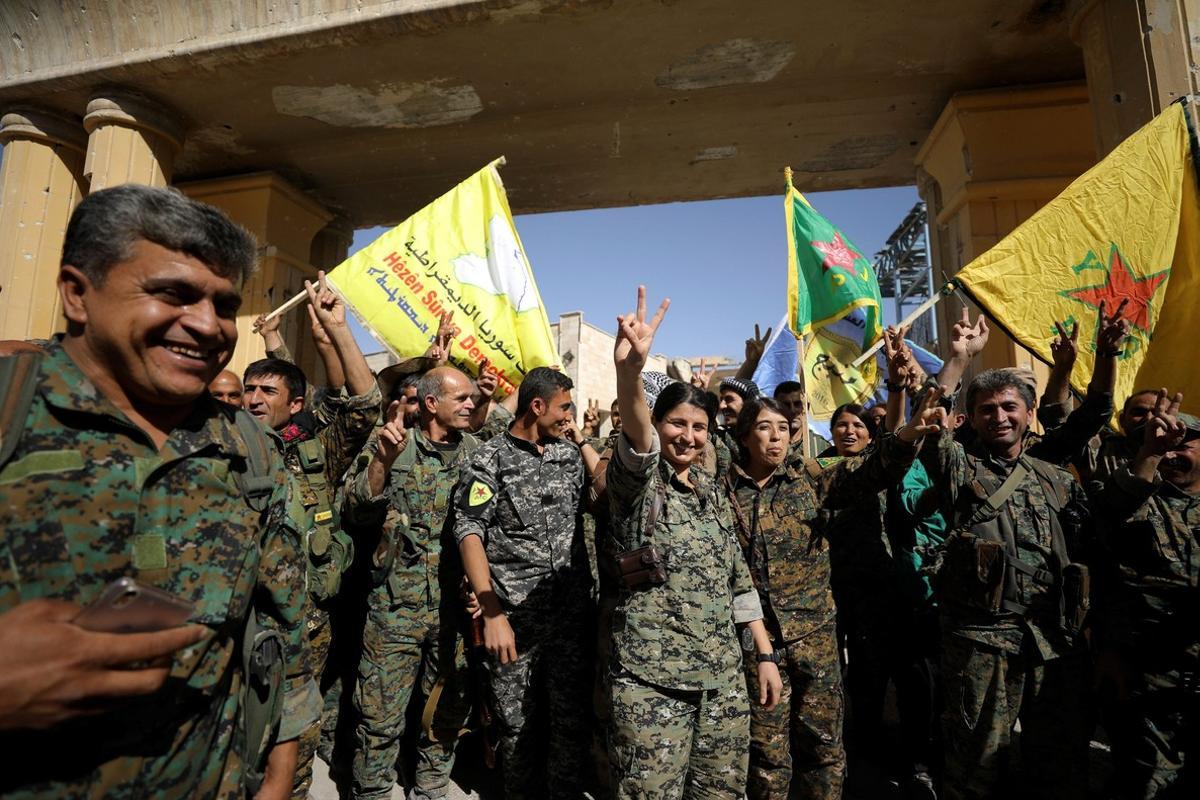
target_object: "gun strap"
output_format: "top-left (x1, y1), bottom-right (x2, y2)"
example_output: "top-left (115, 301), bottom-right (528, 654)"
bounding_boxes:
top-left (966, 461), bottom-right (1029, 529)
top-left (421, 636), bottom-right (469, 743)
top-left (0, 352), bottom-right (43, 470)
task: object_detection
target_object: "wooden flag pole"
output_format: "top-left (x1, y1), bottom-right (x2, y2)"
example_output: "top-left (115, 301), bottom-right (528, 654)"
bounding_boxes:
top-left (794, 329), bottom-right (813, 456)
top-left (849, 282), bottom-right (956, 369)
top-left (259, 288), bottom-right (309, 324)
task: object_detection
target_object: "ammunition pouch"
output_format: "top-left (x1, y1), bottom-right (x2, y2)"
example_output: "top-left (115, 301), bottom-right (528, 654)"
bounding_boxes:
top-left (939, 530), bottom-right (1089, 634)
top-left (370, 525), bottom-right (399, 588)
top-left (613, 475), bottom-right (668, 592)
top-left (296, 439), bottom-right (353, 603)
top-left (1061, 562), bottom-right (1091, 636)
top-left (938, 532), bottom-right (1005, 615)
top-left (238, 613), bottom-right (285, 795)
top-left (616, 544), bottom-right (667, 591)
top-left (308, 528), bottom-right (353, 604)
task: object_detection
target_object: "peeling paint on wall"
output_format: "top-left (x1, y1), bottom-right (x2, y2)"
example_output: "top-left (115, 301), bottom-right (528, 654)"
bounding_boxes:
top-left (656, 38), bottom-right (795, 91)
top-left (272, 81), bottom-right (483, 129)
top-left (175, 125), bottom-right (255, 172)
top-left (691, 145), bottom-right (737, 164)
top-left (799, 135), bottom-right (899, 172)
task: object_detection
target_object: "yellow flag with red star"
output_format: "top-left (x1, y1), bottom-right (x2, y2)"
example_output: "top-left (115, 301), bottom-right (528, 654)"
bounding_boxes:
top-left (954, 102), bottom-right (1200, 415)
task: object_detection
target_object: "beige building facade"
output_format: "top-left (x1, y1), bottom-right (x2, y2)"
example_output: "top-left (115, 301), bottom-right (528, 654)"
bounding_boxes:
top-left (552, 311), bottom-right (668, 432)
top-left (1, 0), bottom-right (1197, 378)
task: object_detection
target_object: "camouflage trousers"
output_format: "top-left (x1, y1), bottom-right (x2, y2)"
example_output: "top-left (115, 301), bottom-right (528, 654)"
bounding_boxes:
top-left (743, 627), bottom-right (845, 800)
top-left (591, 596), bottom-right (619, 800)
top-left (1103, 646), bottom-right (1200, 799)
top-left (941, 634), bottom-right (1088, 800)
top-left (610, 666), bottom-right (750, 799)
top-left (483, 592), bottom-right (592, 800)
top-left (294, 604), bottom-right (334, 800)
top-left (352, 604), bottom-right (468, 800)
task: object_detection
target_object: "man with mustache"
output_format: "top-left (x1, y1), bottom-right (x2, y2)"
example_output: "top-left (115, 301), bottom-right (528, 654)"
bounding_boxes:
top-left (342, 362), bottom-right (511, 800)
top-left (241, 271), bottom-right (381, 799)
top-left (0, 184), bottom-right (314, 799)
top-left (919, 309), bottom-right (1099, 800)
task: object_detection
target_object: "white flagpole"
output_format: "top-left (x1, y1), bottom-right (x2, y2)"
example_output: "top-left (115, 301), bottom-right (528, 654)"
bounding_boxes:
top-left (849, 282), bottom-right (956, 368)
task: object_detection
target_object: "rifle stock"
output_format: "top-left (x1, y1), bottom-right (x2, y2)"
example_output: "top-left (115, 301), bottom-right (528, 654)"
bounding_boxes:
top-left (467, 615), bottom-right (498, 768)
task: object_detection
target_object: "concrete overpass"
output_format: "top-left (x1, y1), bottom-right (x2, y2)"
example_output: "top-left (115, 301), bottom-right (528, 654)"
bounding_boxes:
top-left (1, 0), bottom-right (1196, 377)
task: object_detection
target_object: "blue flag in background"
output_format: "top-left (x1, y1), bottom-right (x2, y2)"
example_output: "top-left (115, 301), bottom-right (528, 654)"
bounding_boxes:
top-left (751, 313), bottom-right (798, 398)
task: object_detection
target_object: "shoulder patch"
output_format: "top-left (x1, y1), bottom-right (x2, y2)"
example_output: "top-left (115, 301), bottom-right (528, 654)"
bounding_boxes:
top-left (815, 456), bottom-right (844, 470)
top-left (467, 480), bottom-right (494, 507)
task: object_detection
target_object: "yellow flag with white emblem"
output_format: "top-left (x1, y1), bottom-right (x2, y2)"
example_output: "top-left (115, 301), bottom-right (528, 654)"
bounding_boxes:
top-left (327, 158), bottom-right (558, 397)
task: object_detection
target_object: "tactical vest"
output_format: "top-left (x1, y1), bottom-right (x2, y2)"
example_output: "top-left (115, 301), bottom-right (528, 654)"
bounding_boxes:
top-left (937, 455), bottom-right (1089, 635)
top-left (374, 432), bottom-right (480, 608)
top-left (292, 437), bottom-right (354, 604)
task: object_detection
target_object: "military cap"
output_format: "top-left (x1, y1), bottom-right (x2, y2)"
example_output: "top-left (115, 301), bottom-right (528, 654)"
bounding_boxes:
top-left (376, 356), bottom-right (440, 400)
top-left (719, 376), bottom-right (761, 400)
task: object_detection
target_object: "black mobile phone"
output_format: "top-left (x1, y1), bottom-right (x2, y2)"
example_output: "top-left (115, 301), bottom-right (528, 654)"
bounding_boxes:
top-left (73, 577), bottom-right (195, 634)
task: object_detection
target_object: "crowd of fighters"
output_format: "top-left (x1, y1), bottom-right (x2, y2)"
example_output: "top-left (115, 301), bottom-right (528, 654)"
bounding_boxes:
top-left (0, 184), bottom-right (1196, 800)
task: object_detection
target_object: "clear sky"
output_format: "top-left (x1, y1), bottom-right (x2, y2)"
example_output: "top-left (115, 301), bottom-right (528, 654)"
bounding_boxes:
top-left (349, 185), bottom-right (920, 360)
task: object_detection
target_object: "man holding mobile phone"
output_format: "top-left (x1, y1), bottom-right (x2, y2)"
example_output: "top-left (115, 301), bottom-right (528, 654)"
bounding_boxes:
top-left (0, 185), bottom-right (316, 800)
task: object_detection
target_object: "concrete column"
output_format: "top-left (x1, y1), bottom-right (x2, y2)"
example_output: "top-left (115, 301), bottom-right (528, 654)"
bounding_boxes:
top-left (914, 84), bottom-right (1097, 393)
top-left (1071, 0), bottom-right (1200, 156)
top-left (0, 107), bottom-right (87, 340)
top-left (178, 173), bottom-right (333, 379)
top-left (310, 218), bottom-right (354, 271)
top-left (83, 90), bottom-right (183, 191)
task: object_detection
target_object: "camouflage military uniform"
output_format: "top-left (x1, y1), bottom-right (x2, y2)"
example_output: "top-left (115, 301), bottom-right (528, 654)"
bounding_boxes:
top-left (453, 430), bottom-right (592, 800)
top-left (922, 417), bottom-right (1094, 800)
top-left (0, 342), bottom-right (317, 798)
top-left (587, 430), bottom-right (622, 799)
top-left (1093, 465), bottom-right (1200, 798)
top-left (725, 433), bottom-right (918, 799)
top-left (605, 429), bottom-right (764, 799)
top-left (342, 421), bottom-right (497, 800)
top-left (285, 383), bottom-right (380, 799)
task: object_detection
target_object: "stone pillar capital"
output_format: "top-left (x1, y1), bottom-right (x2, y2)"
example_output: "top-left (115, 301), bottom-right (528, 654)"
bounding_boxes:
top-left (1066, 0), bottom-right (1103, 41)
top-left (0, 106), bottom-right (86, 153)
top-left (83, 89), bottom-right (184, 153)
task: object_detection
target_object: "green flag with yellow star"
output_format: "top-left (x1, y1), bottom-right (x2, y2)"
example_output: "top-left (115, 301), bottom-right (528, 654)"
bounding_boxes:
top-left (785, 168), bottom-right (884, 348)
top-left (955, 102), bottom-right (1200, 416)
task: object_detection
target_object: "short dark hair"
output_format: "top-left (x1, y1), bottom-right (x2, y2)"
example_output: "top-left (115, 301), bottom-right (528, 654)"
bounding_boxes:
top-left (389, 373), bottom-right (422, 403)
top-left (517, 367), bottom-right (573, 415)
top-left (965, 369), bottom-right (1036, 414)
top-left (652, 382), bottom-right (715, 429)
top-left (244, 358), bottom-right (307, 401)
top-left (1123, 388), bottom-right (1159, 410)
top-left (773, 381), bottom-right (803, 397)
top-left (831, 403), bottom-right (877, 441)
top-left (62, 184), bottom-right (257, 286)
top-left (734, 397), bottom-right (787, 447)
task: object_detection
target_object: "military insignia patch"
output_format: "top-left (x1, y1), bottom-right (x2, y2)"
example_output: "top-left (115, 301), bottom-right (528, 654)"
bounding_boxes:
top-left (468, 481), bottom-right (494, 507)
top-left (815, 456), bottom-right (843, 470)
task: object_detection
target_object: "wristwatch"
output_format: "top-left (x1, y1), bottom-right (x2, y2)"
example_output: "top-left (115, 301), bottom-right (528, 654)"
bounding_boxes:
top-left (756, 651), bottom-right (780, 664)
top-left (885, 380), bottom-right (904, 392)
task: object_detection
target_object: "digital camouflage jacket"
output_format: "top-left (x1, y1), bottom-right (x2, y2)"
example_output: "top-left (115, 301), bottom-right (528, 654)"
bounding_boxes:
top-left (0, 342), bottom-right (313, 799)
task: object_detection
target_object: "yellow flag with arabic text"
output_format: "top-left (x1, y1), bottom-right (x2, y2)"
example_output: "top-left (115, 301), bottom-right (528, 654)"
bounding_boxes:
top-left (327, 159), bottom-right (558, 396)
top-left (955, 103), bottom-right (1200, 415)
